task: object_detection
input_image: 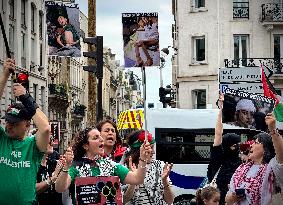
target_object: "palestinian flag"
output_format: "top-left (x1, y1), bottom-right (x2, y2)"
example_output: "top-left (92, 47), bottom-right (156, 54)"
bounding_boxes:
top-left (261, 65), bottom-right (283, 122)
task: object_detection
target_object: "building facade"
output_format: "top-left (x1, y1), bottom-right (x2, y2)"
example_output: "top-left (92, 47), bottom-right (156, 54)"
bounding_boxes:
top-left (0, 0), bottom-right (48, 122)
top-left (47, 11), bottom-right (89, 152)
top-left (172, 0), bottom-right (283, 109)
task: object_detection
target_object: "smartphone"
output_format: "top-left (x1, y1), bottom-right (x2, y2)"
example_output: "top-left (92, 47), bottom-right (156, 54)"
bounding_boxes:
top-left (235, 188), bottom-right (246, 198)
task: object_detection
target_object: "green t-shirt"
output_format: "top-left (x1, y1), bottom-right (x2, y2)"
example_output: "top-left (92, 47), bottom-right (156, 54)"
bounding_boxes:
top-left (0, 126), bottom-right (44, 205)
top-left (69, 158), bottom-right (129, 205)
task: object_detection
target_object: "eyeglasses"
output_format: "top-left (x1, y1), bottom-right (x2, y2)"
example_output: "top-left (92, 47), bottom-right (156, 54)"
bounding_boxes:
top-left (102, 128), bottom-right (115, 133)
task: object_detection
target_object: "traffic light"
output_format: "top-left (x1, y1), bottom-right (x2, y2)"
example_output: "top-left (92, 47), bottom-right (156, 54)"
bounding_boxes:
top-left (159, 85), bottom-right (172, 107)
top-left (17, 72), bottom-right (29, 92)
top-left (83, 36), bottom-right (103, 78)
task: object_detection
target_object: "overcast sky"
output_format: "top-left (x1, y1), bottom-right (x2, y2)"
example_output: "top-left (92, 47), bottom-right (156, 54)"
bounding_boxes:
top-left (77, 0), bottom-right (173, 105)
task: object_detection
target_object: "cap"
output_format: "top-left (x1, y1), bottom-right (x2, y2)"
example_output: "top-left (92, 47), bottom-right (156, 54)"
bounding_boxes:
top-left (236, 99), bottom-right (256, 113)
top-left (2, 103), bottom-right (32, 123)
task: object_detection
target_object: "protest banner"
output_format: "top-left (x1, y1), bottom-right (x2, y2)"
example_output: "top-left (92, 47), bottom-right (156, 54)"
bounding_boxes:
top-left (45, 1), bottom-right (81, 57)
top-left (122, 12), bottom-right (160, 67)
top-left (222, 88), bottom-right (275, 132)
top-left (75, 176), bottom-right (122, 205)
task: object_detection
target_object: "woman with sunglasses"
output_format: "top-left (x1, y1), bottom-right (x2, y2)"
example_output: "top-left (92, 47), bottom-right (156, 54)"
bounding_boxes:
top-left (225, 113), bottom-right (283, 205)
top-left (122, 130), bottom-right (175, 205)
top-left (96, 119), bottom-right (126, 162)
top-left (55, 127), bottom-right (152, 205)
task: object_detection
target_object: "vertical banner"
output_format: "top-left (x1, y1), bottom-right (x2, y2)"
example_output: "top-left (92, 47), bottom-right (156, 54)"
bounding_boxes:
top-left (122, 13), bottom-right (160, 67)
top-left (50, 121), bottom-right (60, 148)
top-left (45, 1), bottom-right (81, 57)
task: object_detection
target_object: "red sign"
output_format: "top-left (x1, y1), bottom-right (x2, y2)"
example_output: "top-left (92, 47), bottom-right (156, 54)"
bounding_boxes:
top-left (75, 176), bottom-right (122, 205)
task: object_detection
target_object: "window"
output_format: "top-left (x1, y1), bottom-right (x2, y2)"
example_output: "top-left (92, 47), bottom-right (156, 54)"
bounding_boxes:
top-left (21, 32), bottom-right (26, 67)
top-left (33, 84), bottom-right (37, 102)
top-left (21, 0), bottom-right (26, 26)
top-left (40, 43), bottom-right (43, 66)
top-left (195, 0), bottom-right (205, 8)
top-left (234, 35), bottom-right (249, 60)
top-left (31, 4), bottom-right (35, 33)
top-left (31, 38), bottom-right (35, 67)
top-left (39, 12), bottom-right (43, 38)
top-left (9, 0), bottom-right (14, 19)
top-left (233, 0), bottom-right (249, 19)
top-left (41, 86), bottom-right (45, 109)
top-left (192, 89), bottom-right (206, 109)
top-left (9, 25), bottom-right (14, 55)
top-left (274, 35), bottom-right (280, 60)
top-left (193, 37), bottom-right (205, 62)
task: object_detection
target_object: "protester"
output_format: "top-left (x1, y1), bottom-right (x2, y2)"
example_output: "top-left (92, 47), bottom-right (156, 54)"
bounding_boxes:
top-left (0, 58), bottom-right (51, 204)
top-left (123, 130), bottom-right (175, 204)
top-left (96, 119), bottom-right (126, 162)
top-left (207, 94), bottom-right (241, 205)
top-left (36, 138), bottom-right (63, 205)
top-left (55, 127), bottom-right (152, 205)
top-left (196, 186), bottom-right (220, 205)
top-left (225, 114), bottom-right (283, 205)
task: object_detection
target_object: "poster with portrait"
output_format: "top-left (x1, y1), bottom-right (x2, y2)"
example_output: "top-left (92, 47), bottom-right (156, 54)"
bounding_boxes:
top-left (75, 176), bottom-right (122, 205)
top-left (45, 1), bottom-right (81, 57)
top-left (122, 13), bottom-right (160, 68)
top-left (222, 88), bottom-right (275, 132)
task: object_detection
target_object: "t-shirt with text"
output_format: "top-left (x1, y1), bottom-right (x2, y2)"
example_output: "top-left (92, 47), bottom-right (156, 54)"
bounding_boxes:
top-left (0, 126), bottom-right (44, 205)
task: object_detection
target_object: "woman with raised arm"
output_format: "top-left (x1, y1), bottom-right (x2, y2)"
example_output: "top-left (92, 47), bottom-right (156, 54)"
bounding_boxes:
top-left (206, 94), bottom-right (241, 205)
top-left (225, 113), bottom-right (283, 205)
top-left (55, 127), bottom-right (151, 205)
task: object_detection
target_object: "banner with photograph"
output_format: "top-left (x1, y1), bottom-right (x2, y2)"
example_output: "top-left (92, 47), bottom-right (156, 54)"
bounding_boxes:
top-left (222, 88), bottom-right (275, 132)
top-left (46, 1), bottom-right (81, 57)
top-left (122, 12), bottom-right (160, 67)
top-left (75, 176), bottom-right (122, 205)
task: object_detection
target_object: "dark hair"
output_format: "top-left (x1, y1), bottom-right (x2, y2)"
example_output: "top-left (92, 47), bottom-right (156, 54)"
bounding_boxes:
top-left (255, 132), bottom-right (275, 164)
top-left (72, 128), bottom-right (96, 161)
top-left (196, 187), bottom-right (219, 205)
top-left (124, 130), bottom-right (144, 166)
top-left (96, 119), bottom-right (121, 145)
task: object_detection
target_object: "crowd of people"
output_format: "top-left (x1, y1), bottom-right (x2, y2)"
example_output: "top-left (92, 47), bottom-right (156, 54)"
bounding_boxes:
top-left (1, 58), bottom-right (283, 205)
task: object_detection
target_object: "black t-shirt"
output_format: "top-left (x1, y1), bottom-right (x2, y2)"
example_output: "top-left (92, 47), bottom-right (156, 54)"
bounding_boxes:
top-left (36, 152), bottom-right (63, 205)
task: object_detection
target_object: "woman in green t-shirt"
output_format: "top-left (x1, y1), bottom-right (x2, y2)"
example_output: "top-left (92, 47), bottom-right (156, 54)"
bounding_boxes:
top-left (55, 127), bottom-right (151, 203)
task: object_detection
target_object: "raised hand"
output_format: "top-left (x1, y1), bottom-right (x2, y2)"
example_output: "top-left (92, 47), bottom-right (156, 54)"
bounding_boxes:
top-left (128, 156), bottom-right (137, 172)
top-left (3, 58), bottom-right (15, 76)
top-left (265, 113), bottom-right (276, 132)
top-left (162, 163), bottom-right (173, 180)
top-left (13, 83), bottom-right (26, 97)
top-left (140, 141), bottom-right (152, 162)
top-left (62, 147), bottom-right (74, 169)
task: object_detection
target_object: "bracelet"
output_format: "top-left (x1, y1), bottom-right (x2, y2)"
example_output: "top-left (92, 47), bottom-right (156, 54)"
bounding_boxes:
top-left (61, 168), bottom-right (69, 173)
top-left (139, 158), bottom-right (146, 163)
top-left (139, 164), bottom-right (147, 169)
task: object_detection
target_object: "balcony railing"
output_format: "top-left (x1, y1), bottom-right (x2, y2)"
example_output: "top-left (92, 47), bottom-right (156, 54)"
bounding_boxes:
top-left (233, 2), bottom-right (249, 19)
top-left (224, 58), bottom-right (283, 74)
top-left (73, 104), bottom-right (86, 117)
top-left (262, 3), bottom-right (283, 22)
top-left (48, 84), bottom-right (68, 97)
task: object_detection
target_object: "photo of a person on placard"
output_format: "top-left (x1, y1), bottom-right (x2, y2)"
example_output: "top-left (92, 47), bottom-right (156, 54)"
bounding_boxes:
top-left (46, 4), bottom-right (81, 57)
top-left (122, 13), bottom-right (160, 68)
top-left (232, 99), bottom-right (256, 129)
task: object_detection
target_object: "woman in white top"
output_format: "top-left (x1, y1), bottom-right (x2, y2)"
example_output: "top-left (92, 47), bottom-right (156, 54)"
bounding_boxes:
top-left (225, 113), bottom-right (283, 205)
top-left (123, 130), bottom-right (175, 205)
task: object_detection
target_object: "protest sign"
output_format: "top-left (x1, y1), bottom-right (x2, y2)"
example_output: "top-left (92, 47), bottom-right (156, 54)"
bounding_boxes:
top-left (222, 88), bottom-right (275, 132)
top-left (46, 1), bottom-right (81, 57)
top-left (122, 12), bottom-right (160, 67)
top-left (75, 176), bottom-right (122, 205)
